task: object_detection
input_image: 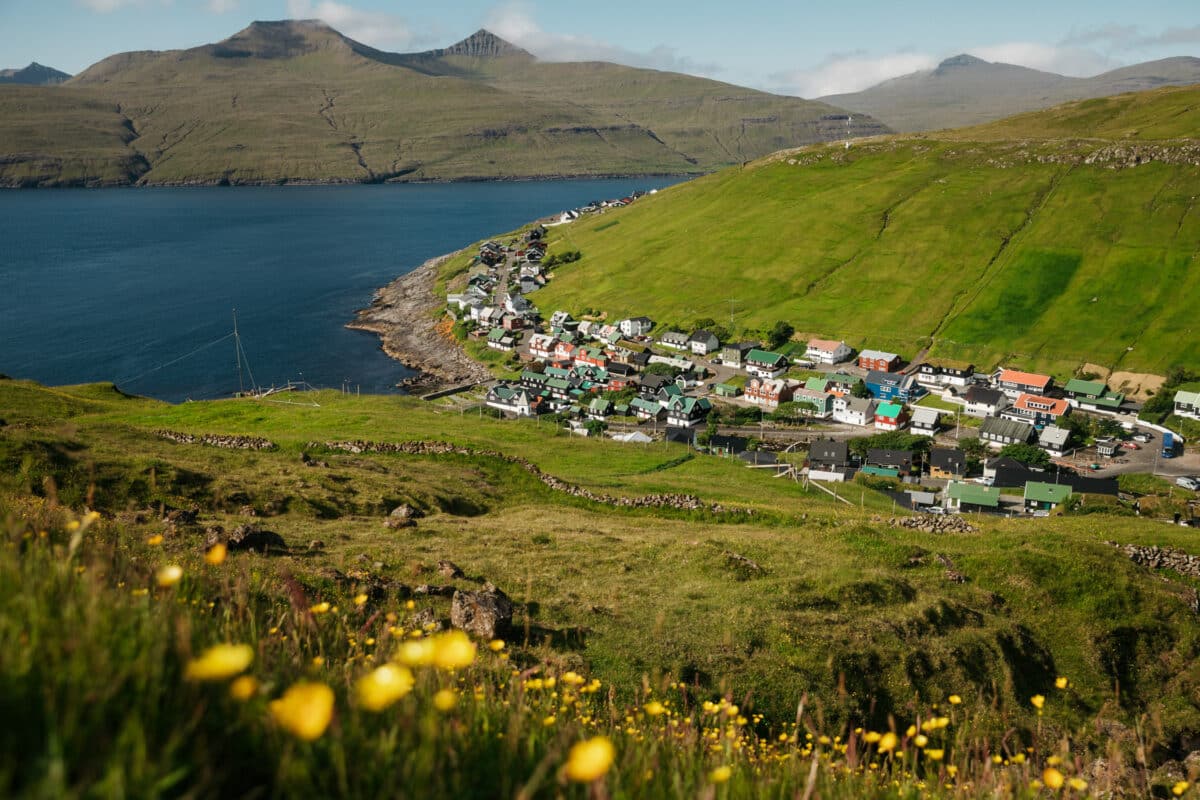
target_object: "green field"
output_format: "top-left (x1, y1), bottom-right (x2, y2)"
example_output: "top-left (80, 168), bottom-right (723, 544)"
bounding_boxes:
top-left (529, 84), bottom-right (1200, 380)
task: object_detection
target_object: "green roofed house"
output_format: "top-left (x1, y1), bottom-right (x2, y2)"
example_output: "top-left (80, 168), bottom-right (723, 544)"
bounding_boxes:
top-left (745, 349), bottom-right (789, 379)
top-left (1174, 388), bottom-right (1200, 420)
top-left (1024, 481), bottom-right (1073, 513)
top-left (945, 481), bottom-right (1001, 512)
top-left (714, 383), bottom-right (741, 398)
top-left (1064, 378), bottom-right (1125, 412)
top-left (804, 376), bottom-right (832, 393)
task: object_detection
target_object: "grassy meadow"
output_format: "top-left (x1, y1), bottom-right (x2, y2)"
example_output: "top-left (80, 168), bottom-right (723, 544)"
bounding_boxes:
top-left (3, 378), bottom-right (1200, 796)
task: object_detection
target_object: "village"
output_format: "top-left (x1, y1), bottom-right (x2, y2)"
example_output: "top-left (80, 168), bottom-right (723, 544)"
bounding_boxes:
top-left (443, 212), bottom-right (1200, 520)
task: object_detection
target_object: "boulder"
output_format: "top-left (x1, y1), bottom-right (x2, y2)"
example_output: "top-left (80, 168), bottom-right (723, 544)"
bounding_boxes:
top-left (438, 560), bottom-right (465, 579)
top-left (451, 582), bottom-right (513, 639)
top-left (204, 524), bottom-right (287, 554)
top-left (384, 504), bottom-right (423, 529)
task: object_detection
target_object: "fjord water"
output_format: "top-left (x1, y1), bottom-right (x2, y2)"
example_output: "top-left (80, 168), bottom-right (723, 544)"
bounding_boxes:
top-left (0, 179), bottom-right (678, 403)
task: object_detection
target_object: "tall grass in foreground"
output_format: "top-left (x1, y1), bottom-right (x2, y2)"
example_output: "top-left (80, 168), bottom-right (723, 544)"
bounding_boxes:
top-left (0, 495), bottom-right (1195, 799)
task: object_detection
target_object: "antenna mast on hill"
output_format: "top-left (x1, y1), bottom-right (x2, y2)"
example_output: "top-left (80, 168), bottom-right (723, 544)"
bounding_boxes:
top-left (233, 309), bottom-right (245, 395)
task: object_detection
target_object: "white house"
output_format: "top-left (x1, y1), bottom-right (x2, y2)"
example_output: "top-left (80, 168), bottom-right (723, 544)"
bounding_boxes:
top-left (910, 406), bottom-right (941, 435)
top-left (528, 333), bottom-right (557, 361)
top-left (805, 338), bottom-right (853, 365)
top-left (619, 317), bottom-right (654, 338)
top-left (833, 395), bottom-right (877, 426)
top-left (659, 331), bottom-right (690, 350)
top-left (963, 386), bottom-right (1008, 418)
top-left (688, 330), bottom-right (720, 356)
top-left (744, 349), bottom-right (789, 379)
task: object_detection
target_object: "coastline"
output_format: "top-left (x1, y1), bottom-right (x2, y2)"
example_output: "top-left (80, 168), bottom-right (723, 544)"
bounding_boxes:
top-left (347, 252), bottom-right (492, 396)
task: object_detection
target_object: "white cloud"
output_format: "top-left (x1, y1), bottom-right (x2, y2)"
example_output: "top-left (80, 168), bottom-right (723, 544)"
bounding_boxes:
top-left (207, 0), bottom-right (237, 12)
top-left (1062, 23), bottom-right (1200, 50)
top-left (966, 42), bottom-right (1118, 77)
top-left (483, 1), bottom-right (722, 75)
top-left (78, 0), bottom-right (166, 11)
top-left (285, 0), bottom-right (412, 48)
top-left (769, 51), bottom-right (937, 98)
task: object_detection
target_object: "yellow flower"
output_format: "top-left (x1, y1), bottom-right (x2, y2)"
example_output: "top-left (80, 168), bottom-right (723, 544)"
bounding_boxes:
top-left (926, 748), bottom-right (945, 761)
top-left (946, 765), bottom-right (958, 777)
top-left (543, 715), bottom-right (556, 726)
top-left (914, 734), bottom-right (929, 748)
top-left (310, 602), bottom-right (331, 615)
top-left (431, 630), bottom-right (476, 670)
top-left (489, 639), bottom-right (506, 652)
top-left (644, 701), bottom-right (666, 717)
top-left (564, 736), bottom-right (615, 783)
top-left (146, 534), bottom-right (164, 546)
top-left (156, 564), bottom-right (183, 588)
top-left (353, 593), bottom-right (368, 606)
top-left (1030, 694), bottom-right (1045, 710)
top-left (878, 732), bottom-right (898, 753)
top-left (863, 731), bottom-right (882, 744)
top-left (204, 543), bottom-right (227, 566)
top-left (1173, 781), bottom-right (1190, 796)
top-left (1055, 676), bottom-right (1069, 690)
top-left (396, 638), bottom-right (435, 666)
top-left (948, 694), bottom-right (962, 705)
top-left (184, 643), bottom-right (254, 682)
top-left (709, 765), bottom-right (733, 784)
top-left (269, 682), bottom-right (335, 741)
top-left (1043, 767), bottom-right (1065, 790)
top-left (356, 664), bottom-right (414, 711)
top-left (433, 688), bottom-right (458, 712)
top-left (229, 675), bottom-right (259, 701)
top-left (1069, 777), bottom-right (1088, 791)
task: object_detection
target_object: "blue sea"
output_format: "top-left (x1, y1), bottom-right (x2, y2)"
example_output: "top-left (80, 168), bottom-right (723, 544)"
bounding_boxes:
top-left (0, 179), bottom-right (679, 403)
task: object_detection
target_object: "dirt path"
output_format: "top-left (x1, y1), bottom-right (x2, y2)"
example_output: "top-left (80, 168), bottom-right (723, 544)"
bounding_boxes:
top-left (347, 254), bottom-right (492, 395)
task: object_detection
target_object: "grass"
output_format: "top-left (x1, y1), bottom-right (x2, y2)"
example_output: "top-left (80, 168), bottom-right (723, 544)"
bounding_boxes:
top-left (531, 85), bottom-right (1200, 379)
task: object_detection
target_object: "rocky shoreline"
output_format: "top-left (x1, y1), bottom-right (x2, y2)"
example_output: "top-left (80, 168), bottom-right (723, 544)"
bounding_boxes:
top-left (347, 252), bottom-right (492, 395)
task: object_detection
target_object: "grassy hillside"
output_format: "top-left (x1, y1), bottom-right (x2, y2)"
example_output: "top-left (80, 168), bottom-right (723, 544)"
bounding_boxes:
top-left (0, 21), bottom-right (887, 188)
top-left (530, 84), bottom-right (1200, 380)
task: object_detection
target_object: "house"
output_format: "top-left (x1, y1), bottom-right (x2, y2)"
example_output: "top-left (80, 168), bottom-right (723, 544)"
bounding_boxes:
top-left (528, 333), bottom-right (557, 361)
top-left (486, 327), bottom-right (516, 352)
top-left (664, 427), bottom-right (696, 446)
top-left (688, 330), bottom-right (721, 356)
top-left (792, 388), bottom-right (834, 418)
top-left (1060, 474), bottom-right (1119, 496)
top-left (665, 396), bottom-right (713, 428)
top-left (720, 342), bottom-right (758, 367)
top-left (979, 417), bottom-right (1035, 448)
top-left (630, 397), bottom-right (664, 421)
top-left (1063, 378), bottom-right (1125, 412)
top-left (659, 331), bottom-right (690, 350)
top-left (963, 386), bottom-right (1009, 418)
top-left (833, 395), bottom-right (877, 426)
top-left (859, 349), bottom-right (901, 372)
top-left (1001, 393), bottom-right (1071, 429)
top-left (549, 310), bottom-right (574, 329)
top-left (874, 402), bottom-right (910, 431)
top-left (906, 490), bottom-right (940, 510)
top-left (486, 384), bottom-right (535, 417)
top-left (995, 368), bottom-right (1054, 398)
top-left (574, 346), bottom-right (609, 369)
top-left (917, 360), bottom-right (975, 388)
top-left (946, 481), bottom-right (1001, 512)
top-left (984, 456), bottom-right (1041, 486)
top-left (714, 383), bottom-right (741, 398)
top-left (1096, 439), bottom-right (1121, 458)
top-left (501, 314), bottom-right (525, 332)
top-left (619, 316), bottom-right (654, 337)
top-left (744, 349), bottom-right (789, 379)
top-left (929, 448), bottom-right (966, 480)
top-left (867, 448), bottom-right (914, 475)
top-left (504, 293), bottom-right (534, 317)
top-left (745, 377), bottom-right (796, 410)
top-left (809, 439), bottom-right (853, 482)
top-left (1175, 389), bottom-right (1200, 420)
top-left (740, 450), bottom-right (780, 467)
top-left (804, 376), bottom-right (833, 393)
top-left (586, 398), bottom-right (613, 421)
top-left (805, 338), bottom-right (853, 365)
top-left (1024, 481), bottom-right (1072, 513)
top-left (865, 370), bottom-right (926, 403)
top-left (826, 373), bottom-right (860, 395)
top-left (655, 383), bottom-right (685, 408)
top-left (707, 434), bottom-right (748, 456)
top-left (648, 354), bottom-right (695, 372)
top-left (910, 406), bottom-right (941, 435)
top-left (552, 341), bottom-right (577, 363)
top-left (1038, 426), bottom-right (1072, 457)
top-left (518, 277), bottom-right (541, 294)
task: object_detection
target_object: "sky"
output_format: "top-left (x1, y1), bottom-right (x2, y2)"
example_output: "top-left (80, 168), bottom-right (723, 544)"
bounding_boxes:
top-left (0, 0), bottom-right (1197, 97)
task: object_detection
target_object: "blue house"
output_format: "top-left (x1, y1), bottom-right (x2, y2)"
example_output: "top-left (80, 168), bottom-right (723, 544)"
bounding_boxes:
top-left (864, 370), bottom-right (927, 403)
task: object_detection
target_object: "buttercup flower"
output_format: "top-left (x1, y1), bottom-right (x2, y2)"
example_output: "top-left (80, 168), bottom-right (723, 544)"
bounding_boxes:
top-left (269, 682), bottom-right (335, 741)
top-left (356, 664), bottom-right (414, 711)
top-left (184, 643), bottom-right (254, 682)
top-left (564, 736), bottom-right (615, 783)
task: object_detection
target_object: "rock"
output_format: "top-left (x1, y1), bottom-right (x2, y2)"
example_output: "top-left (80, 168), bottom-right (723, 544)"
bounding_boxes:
top-left (206, 524), bottom-right (287, 554)
top-left (438, 560), bottom-right (465, 578)
top-left (415, 584), bottom-right (456, 597)
top-left (450, 582), bottom-right (513, 639)
top-left (410, 607), bottom-right (443, 632)
top-left (239, 505), bottom-right (257, 517)
top-left (385, 504), bottom-right (423, 529)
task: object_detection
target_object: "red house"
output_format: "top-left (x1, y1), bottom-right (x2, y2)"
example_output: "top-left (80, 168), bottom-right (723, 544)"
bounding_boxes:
top-left (858, 349), bottom-right (900, 372)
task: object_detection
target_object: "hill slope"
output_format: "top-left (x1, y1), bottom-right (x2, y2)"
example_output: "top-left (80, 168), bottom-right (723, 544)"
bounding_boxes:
top-left (0, 62), bottom-right (71, 85)
top-left (0, 21), bottom-right (887, 187)
top-left (822, 54), bottom-right (1200, 132)
top-left (530, 84), bottom-right (1200, 380)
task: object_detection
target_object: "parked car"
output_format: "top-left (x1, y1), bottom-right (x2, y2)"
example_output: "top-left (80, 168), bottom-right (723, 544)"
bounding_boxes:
top-left (1133, 433), bottom-right (1153, 443)
top-left (972, 476), bottom-right (995, 486)
top-left (1177, 477), bottom-right (1200, 491)
top-left (1088, 463), bottom-right (1103, 471)
top-left (924, 506), bottom-right (946, 515)
top-left (1121, 441), bottom-right (1140, 450)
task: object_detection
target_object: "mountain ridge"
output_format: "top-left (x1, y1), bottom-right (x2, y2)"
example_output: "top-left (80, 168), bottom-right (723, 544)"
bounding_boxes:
top-left (0, 62), bottom-right (71, 85)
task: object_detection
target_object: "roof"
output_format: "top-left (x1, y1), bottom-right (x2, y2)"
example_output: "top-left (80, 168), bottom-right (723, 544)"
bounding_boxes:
top-left (689, 329), bottom-right (718, 343)
top-left (828, 373), bottom-right (858, 385)
top-left (807, 338), bottom-right (846, 352)
top-left (1013, 393), bottom-right (1070, 416)
top-left (867, 448), bottom-right (913, 466)
top-left (980, 417), bottom-right (1034, 441)
top-left (1039, 426), bottom-right (1071, 448)
top-left (859, 349), bottom-right (899, 361)
top-left (708, 434), bottom-right (748, 453)
top-left (804, 377), bottom-right (832, 392)
top-left (866, 370), bottom-right (909, 387)
top-left (911, 406), bottom-right (941, 425)
top-left (964, 386), bottom-right (1005, 406)
top-left (947, 481), bottom-right (1001, 507)
top-left (1064, 378), bottom-right (1107, 396)
top-left (845, 396), bottom-right (877, 413)
top-left (660, 330), bottom-right (689, 343)
top-left (1024, 481), bottom-right (1073, 504)
top-left (876, 402), bottom-right (905, 418)
top-left (930, 448), bottom-right (966, 472)
top-left (998, 368), bottom-right (1052, 389)
top-left (1176, 389), bottom-right (1200, 406)
top-left (746, 348), bottom-right (787, 366)
top-left (810, 439), bottom-right (849, 463)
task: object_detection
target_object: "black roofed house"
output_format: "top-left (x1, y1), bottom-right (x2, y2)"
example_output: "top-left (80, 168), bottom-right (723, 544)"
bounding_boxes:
top-left (739, 450), bottom-right (780, 467)
top-left (660, 331), bottom-right (690, 350)
top-left (486, 384), bottom-right (535, 417)
top-left (665, 426), bottom-right (696, 446)
top-left (721, 342), bottom-right (758, 367)
top-left (665, 396), bottom-right (712, 428)
top-left (808, 439), bottom-right (853, 482)
top-left (963, 386), bottom-right (1008, 418)
top-left (983, 456), bottom-right (1042, 488)
top-left (688, 330), bottom-right (721, 356)
top-left (929, 448), bottom-right (966, 480)
top-left (707, 434), bottom-right (748, 456)
top-left (866, 448), bottom-right (915, 476)
top-left (979, 416), bottom-right (1035, 448)
top-left (917, 360), bottom-right (975, 388)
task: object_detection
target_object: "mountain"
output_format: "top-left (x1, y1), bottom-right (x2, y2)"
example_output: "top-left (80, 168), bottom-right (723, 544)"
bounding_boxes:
top-left (0, 21), bottom-right (887, 187)
top-left (0, 62), bottom-right (71, 85)
top-left (821, 54), bottom-right (1200, 132)
top-left (528, 83), bottom-right (1200, 381)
